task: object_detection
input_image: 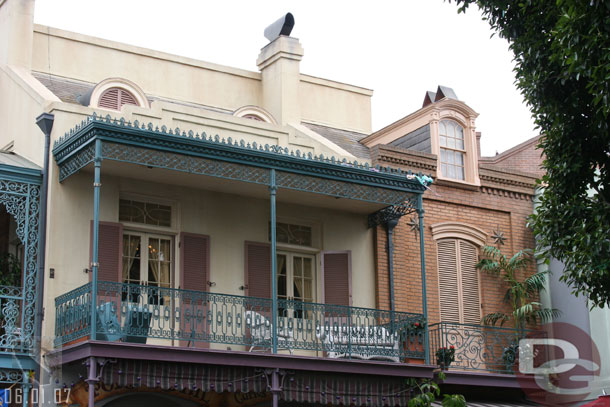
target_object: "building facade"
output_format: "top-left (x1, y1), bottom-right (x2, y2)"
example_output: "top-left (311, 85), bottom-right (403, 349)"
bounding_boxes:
top-left (0, 1), bottom-right (548, 406)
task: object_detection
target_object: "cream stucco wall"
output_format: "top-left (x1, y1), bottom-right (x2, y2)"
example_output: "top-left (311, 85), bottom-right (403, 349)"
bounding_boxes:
top-left (31, 25), bottom-right (373, 134)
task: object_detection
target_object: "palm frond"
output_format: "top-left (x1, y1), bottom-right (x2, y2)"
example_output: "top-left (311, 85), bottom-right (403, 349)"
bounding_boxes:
top-left (524, 271), bottom-right (549, 295)
top-left (482, 312), bottom-right (510, 326)
top-left (532, 308), bottom-right (562, 323)
top-left (508, 249), bottom-right (533, 270)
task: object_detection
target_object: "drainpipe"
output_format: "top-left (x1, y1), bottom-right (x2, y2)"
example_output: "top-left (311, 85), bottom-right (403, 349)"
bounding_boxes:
top-left (35, 113), bottom-right (54, 398)
top-left (386, 219), bottom-right (398, 312)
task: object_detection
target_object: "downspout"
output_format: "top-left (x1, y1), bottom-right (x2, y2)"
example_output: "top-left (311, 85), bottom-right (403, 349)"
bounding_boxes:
top-left (386, 219), bottom-right (398, 312)
top-left (34, 113), bottom-right (54, 398)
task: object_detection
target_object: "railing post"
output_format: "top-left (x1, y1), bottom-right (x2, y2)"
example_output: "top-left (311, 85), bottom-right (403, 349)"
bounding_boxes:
top-left (417, 195), bottom-right (430, 364)
top-left (91, 139), bottom-right (102, 341)
top-left (269, 169), bottom-right (278, 354)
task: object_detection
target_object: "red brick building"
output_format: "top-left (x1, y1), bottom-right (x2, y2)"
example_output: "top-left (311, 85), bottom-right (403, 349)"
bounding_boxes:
top-left (359, 86), bottom-right (544, 378)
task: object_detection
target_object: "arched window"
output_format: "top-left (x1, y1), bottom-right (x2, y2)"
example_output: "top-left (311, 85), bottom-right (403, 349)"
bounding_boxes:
top-left (98, 87), bottom-right (139, 111)
top-left (87, 78), bottom-right (149, 111)
top-left (233, 106), bottom-right (277, 124)
top-left (242, 114), bottom-right (265, 122)
top-left (439, 120), bottom-right (465, 180)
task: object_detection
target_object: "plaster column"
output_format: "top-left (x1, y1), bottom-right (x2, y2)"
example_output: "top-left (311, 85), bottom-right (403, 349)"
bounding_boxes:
top-left (257, 36), bottom-right (304, 126)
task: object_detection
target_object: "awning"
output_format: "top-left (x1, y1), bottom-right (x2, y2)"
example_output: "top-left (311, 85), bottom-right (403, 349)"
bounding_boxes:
top-left (432, 401), bottom-right (540, 407)
top-left (92, 359), bottom-right (412, 406)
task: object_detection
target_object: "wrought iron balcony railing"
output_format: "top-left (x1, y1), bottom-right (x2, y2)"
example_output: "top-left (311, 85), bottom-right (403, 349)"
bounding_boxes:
top-left (0, 285), bottom-right (25, 353)
top-left (54, 281), bottom-right (426, 362)
top-left (428, 321), bottom-right (542, 374)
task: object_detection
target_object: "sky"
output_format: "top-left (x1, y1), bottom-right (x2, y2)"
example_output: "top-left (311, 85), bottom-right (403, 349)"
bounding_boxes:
top-left (33, 0), bottom-right (538, 157)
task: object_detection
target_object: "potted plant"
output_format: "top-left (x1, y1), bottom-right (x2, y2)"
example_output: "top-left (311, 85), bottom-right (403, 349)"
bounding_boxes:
top-left (435, 346), bottom-right (455, 369)
top-left (400, 317), bottom-right (426, 358)
top-left (476, 246), bottom-right (560, 371)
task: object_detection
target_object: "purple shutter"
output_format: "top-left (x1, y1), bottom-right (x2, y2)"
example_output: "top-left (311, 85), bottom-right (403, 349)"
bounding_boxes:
top-left (179, 232), bottom-right (210, 348)
top-left (244, 242), bottom-right (271, 298)
top-left (90, 221), bottom-right (123, 282)
top-left (180, 232), bottom-right (209, 292)
top-left (322, 251), bottom-right (352, 306)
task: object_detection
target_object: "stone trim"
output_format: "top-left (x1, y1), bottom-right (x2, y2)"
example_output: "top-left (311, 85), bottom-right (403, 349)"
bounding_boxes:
top-left (430, 221), bottom-right (488, 247)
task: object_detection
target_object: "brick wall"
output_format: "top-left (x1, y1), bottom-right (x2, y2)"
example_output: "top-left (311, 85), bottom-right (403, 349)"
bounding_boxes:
top-left (481, 137), bottom-right (546, 179)
top-left (372, 147), bottom-right (538, 329)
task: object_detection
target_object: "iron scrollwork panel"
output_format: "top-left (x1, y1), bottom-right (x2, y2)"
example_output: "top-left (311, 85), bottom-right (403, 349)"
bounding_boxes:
top-left (0, 179), bottom-right (41, 354)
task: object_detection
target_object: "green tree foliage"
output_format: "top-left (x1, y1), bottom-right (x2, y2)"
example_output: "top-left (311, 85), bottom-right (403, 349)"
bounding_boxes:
top-left (477, 246), bottom-right (560, 331)
top-left (406, 373), bottom-right (467, 407)
top-left (0, 252), bottom-right (21, 287)
top-left (451, 1), bottom-right (610, 307)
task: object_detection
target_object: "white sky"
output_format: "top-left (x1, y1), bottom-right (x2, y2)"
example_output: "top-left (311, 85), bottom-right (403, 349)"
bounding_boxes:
top-left (33, 0), bottom-right (538, 156)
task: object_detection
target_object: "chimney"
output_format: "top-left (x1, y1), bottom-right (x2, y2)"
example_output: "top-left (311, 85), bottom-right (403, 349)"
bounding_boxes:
top-left (257, 13), bottom-right (303, 125)
top-left (0, 0), bottom-right (35, 69)
top-left (476, 132), bottom-right (482, 157)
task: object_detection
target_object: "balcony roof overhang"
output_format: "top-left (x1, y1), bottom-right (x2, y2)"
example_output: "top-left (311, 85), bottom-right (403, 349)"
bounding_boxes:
top-left (52, 115), bottom-right (430, 214)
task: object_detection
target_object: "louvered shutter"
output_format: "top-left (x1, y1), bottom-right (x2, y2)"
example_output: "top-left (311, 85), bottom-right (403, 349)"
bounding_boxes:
top-left (180, 233), bottom-right (209, 292)
top-left (98, 87), bottom-right (138, 110)
top-left (179, 232), bottom-right (210, 348)
top-left (244, 242), bottom-right (271, 298)
top-left (437, 240), bottom-right (461, 323)
top-left (322, 252), bottom-right (351, 306)
top-left (459, 241), bottom-right (481, 324)
top-left (90, 221), bottom-right (123, 282)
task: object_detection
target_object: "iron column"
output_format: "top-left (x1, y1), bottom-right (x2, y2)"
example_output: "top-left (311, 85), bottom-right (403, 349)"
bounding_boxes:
top-left (270, 169), bottom-right (278, 353)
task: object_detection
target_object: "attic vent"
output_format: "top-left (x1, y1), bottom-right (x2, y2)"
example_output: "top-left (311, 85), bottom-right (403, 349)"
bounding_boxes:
top-left (98, 87), bottom-right (139, 110)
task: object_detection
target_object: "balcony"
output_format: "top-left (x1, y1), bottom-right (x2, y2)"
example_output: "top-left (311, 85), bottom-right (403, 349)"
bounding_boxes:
top-left (55, 281), bottom-right (426, 362)
top-left (429, 322), bottom-right (542, 375)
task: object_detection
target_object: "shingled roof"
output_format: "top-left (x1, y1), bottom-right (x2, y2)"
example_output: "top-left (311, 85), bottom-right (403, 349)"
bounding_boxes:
top-left (301, 122), bottom-right (370, 160)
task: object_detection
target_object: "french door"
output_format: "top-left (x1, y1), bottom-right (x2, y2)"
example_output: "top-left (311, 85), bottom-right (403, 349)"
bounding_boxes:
top-left (277, 252), bottom-right (315, 318)
top-left (122, 232), bottom-right (172, 304)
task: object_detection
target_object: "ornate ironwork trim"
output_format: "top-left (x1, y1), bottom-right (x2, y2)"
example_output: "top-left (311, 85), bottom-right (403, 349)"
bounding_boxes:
top-left (53, 115), bottom-right (429, 202)
top-left (0, 165), bottom-right (42, 359)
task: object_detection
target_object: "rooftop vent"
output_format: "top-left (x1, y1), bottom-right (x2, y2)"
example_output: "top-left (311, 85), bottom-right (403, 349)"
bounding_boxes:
top-left (264, 13), bottom-right (295, 42)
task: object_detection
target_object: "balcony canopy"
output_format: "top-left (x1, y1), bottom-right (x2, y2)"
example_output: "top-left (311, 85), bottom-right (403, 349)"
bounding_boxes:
top-left (52, 114), bottom-right (429, 217)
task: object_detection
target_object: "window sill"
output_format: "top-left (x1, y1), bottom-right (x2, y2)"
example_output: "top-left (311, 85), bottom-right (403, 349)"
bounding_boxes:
top-left (433, 176), bottom-right (481, 191)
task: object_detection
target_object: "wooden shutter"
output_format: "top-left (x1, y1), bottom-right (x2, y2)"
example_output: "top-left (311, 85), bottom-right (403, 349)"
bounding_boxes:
top-left (459, 241), bottom-right (481, 324)
top-left (98, 87), bottom-right (138, 110)
top-left (437, 239), bottom-right (481, 324)
top-left (179, 232), bottom-right (210, 292)
top-left (179, 233), bottom-right (210, 348)
top-left (90, 221), bottom-right (123, 282)
top-left (322, 251), bottom-right (351, 306)
top-left (244, 242), bottom-right (271, 298)
top-left (437, 239), bottom-right (461, 323)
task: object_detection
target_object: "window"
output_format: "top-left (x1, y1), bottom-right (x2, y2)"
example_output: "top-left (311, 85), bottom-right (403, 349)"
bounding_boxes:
top-left (439, 120), bottom-right (465, 180)
top-left (98, 87), bottom-right (139, 111)
top-left (437, 239), bottom-right (480, 324)
top-left (277, 252), bottom-right (315, 318)
top-left (271, 222), bottom-right (313, 247)
top-left (122, 232), bottom-right (172, 304)
top-left (242, 114), bottom-right (265, 122)
top-left (233, 106), bottom-right (277, 124)
top-left (119, 199), bottom-right (172, 227)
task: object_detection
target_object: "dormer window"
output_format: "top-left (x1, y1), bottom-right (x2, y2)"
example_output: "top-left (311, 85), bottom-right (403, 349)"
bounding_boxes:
top-left (98, 87), bottom-right (139, 111)
top-left (233, 106), bottom-right (277, 124)
top-left (87, 78), bottom-right (150, 111)
top-left (439, 120), bottom-right (465, 180)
